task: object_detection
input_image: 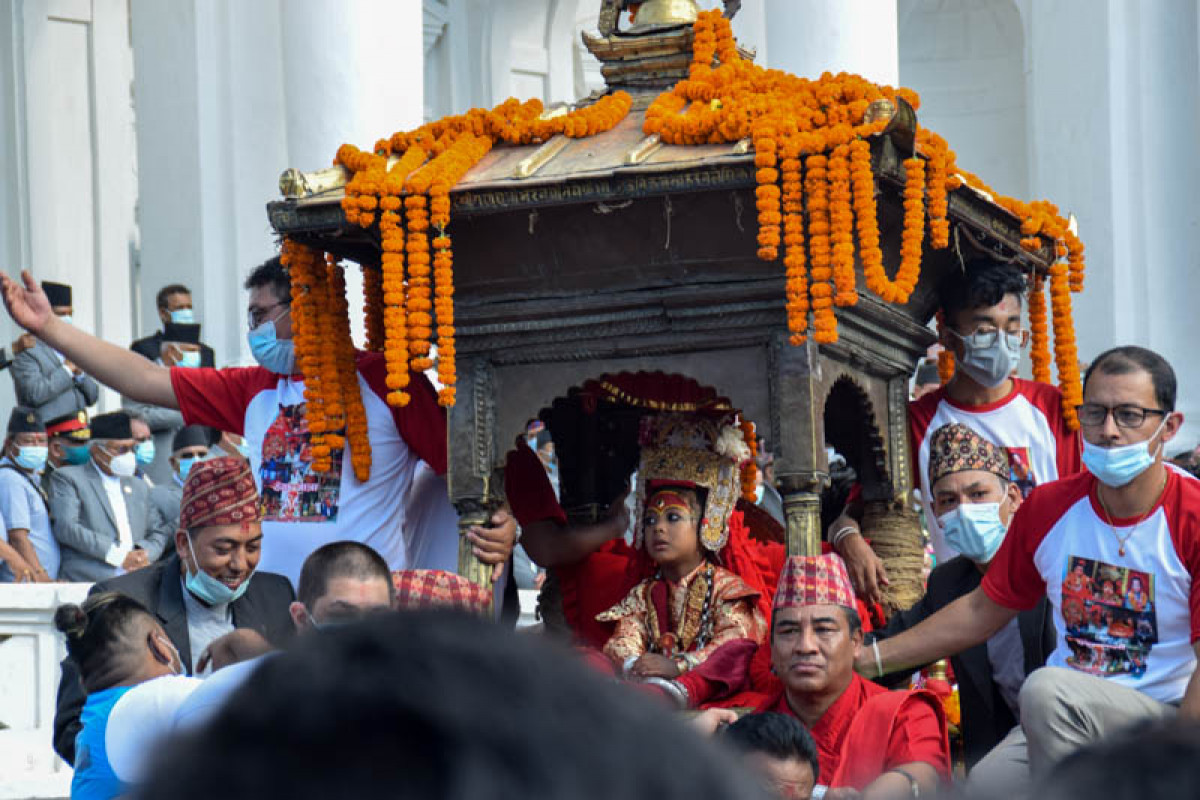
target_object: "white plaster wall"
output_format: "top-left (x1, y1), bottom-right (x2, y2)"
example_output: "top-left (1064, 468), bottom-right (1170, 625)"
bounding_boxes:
top-left (132, 0), bottom-right (423, 362)
top-left (1020, 0), bottom-right (1199, 450)
top-left (899, 0), bottom-right (1028, 199)
top-left (0, 0), bottom-right (138, 415)
top-left (765, 0), bottom-right (899, 86)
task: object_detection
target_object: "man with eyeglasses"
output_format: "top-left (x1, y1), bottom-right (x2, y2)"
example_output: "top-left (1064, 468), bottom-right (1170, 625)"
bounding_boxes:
top-left (829, 261), bottom-right (1082, 605)
top-left (855, 345), bottom-right (1200, 796)
top-left (0, 261), bottom-right (517, 588)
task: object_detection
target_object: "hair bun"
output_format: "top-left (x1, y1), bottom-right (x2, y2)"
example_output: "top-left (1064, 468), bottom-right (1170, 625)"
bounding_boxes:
top-left (54, 604), bottom-right (88, 639)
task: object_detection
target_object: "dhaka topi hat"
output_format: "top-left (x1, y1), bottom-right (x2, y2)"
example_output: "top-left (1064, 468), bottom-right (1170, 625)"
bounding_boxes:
top-left (391, 569), bottom-right (492, 615)
top-left (773, 553), bottom-right (856, 611)
top-left (179, 456), bottom-right (261, 533)
top-left (172, 424), bottom-right (213, 454)
top-left (90, 412), bottom-right (132, 441)
top-left (927, 423), bottom-right (1010, 488)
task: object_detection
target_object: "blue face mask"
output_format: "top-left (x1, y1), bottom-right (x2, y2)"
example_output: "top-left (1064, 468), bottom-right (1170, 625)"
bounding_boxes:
top-left (135, 440), bottom-right (156, 466)
top-left (178, 350), bottom-right (201, 368)
top-left (170, 308), bottom-right (195, 324)
top-left (235, 441), bottom-right (252, 460)
top-left (184, 531), bottom-right (254, 606)
top-left (64, 443), bottom-right (91, 465)
top-left (246, 312), bottom-right (295, 375)
top-left (1082, 418), bottom-right (1168, 488)
top-left (177, 456), bottom-right (197, 481)
top-left (14, 445), bottom-right (48, 472)
top-left (939, 501), bottom-right (1008, 563)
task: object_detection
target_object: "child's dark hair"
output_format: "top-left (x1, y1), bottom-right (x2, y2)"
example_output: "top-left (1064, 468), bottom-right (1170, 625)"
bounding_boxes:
top-left (54, 592), bottom-right (156, 693)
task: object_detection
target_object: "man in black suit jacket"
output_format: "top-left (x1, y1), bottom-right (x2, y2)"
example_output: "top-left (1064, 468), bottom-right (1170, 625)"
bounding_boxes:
top-left (871, 424), bottom-right (1054, 777)
top-left (52, 457), bottom-right (293, 764)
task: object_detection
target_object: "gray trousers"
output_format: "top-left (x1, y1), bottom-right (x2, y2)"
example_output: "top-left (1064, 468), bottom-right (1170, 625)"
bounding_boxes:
top-left (967, 666), bottom-right (1177, 799)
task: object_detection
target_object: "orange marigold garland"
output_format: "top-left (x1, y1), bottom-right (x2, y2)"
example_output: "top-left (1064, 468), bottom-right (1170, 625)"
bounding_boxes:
top-left (934, 312), bottom-right (955, 385)
top-left (325, 258), bottom-right (372, 481)
top-left (781, 130), bottom-right (808, 344)
top-left (918, 129), bottom-right (952, 249)
top-left (338, 94), bottom-right (630, 408)
top-left (403, 194), bottom-right (434, 371)
top-left (1048, 261), bottom-right (1082, 430)
top-left (754, 124), bottom-right (781, 261)
top-left (432, 230), bottom-right (456, 406)
top-left (805, 153), bottom-right (836, 343)
top-left (828, 142), bottom-right (857, 307)
top-left (361, 264), bottom-right (385, 352)
top-left (1028, 274), bottom-right (1052, 384)
top-left (281, 240), bottom-right (331, 472)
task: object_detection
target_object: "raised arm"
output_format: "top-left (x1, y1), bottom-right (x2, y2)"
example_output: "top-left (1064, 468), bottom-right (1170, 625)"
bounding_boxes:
top-left (857, 585), bottom-right (1019, 677)
top-left (1, 271), bottom-right (177, 408)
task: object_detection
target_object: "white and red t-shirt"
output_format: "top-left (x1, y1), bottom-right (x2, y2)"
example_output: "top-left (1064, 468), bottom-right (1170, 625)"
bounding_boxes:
top-left (171, 352), bottom-right (447, 584)
top-left (910, 379), bottom-right (1081, 559)
top-left (982, 469), bottom-right (1200, 704)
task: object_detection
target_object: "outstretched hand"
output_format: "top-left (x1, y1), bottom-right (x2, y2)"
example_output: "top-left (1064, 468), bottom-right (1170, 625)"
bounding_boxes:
top-left (0, 271), bottom-right (52, 334)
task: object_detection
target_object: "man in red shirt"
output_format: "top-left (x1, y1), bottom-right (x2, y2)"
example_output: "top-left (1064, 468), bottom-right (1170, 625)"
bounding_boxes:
top-left (831, 260), bottom-right (1082, 603)
top-left (0, 265), bottom-right (515, 586)
top-left (858, 346), bottom-right (1200, 796)
top-left (756, 553), bottom-right (949, 798)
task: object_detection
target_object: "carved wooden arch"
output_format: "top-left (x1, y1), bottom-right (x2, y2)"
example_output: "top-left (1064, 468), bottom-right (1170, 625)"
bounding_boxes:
top-left (822, 374), bottom-right (892, 499)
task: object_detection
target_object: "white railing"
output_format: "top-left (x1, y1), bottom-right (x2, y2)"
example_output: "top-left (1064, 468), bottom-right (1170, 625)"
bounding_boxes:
top-left (0, 583), bottom-right (89, 800)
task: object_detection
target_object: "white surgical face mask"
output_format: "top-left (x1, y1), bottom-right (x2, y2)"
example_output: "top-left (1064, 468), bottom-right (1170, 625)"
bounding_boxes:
top-left (105, 449), bottom-right (137, 478)
top-left (938, 500), bottom-right (1008, 564)
top-left (1082, 417), bottom-right (1169, 488)
top-left (950, 328), bottom-right (1023, 388)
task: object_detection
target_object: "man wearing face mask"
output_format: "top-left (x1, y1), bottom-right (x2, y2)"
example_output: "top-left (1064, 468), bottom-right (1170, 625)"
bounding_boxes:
top-left (0, 262), bottom-right (518, 586)
top-left (9, 280), bottom-right (100, 423)
top-left (856, 346), bottom-right (1200, 796)
top-left (130, 284), bottom-right (216, 367)
top-left (871, 423), bottom-right (1054, 788)
top-left (48, 412), bottom-right (172, 582)
top-left (0, 407), bottom-right (58, 582)
top-left (51, 455), bottom-right (294, 765)
top-left (42, 410), bottom-right (91, 493)
top-left (828, 261), bottom-right (1083, 605)
top-left (126, 320), bottom-right (208, 485)
top-left (149, 425), bottom-right (211, 552)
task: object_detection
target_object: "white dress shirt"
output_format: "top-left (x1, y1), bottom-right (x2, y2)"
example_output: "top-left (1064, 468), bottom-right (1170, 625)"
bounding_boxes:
top-left (93, 461), bottom-right (134, 567)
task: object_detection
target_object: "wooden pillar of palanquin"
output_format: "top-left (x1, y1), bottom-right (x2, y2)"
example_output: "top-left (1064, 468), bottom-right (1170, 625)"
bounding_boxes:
top-left (769, 335), bottom-right (829, 556)
top-left (447, 354), bottom-right (499, 604)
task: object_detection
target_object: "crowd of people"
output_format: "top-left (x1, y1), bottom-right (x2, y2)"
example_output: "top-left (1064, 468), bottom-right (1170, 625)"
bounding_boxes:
top-left (0, 254), bottom-right (1197, 800)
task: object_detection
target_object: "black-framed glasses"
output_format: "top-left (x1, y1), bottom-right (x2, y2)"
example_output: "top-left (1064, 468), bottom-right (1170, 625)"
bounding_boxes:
top-left (247, 302), bottom-right (290, 330)
top-left (1076, 403), bottom-right (1167, 429)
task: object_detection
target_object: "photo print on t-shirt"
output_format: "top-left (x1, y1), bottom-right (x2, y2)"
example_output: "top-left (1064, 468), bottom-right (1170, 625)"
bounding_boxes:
top-left (258, 403), bottom-right (342, 523)
top-left (1003, 446), bottom-right (1037, 498)
top-left (1061, 555), bottom-right (1156, 679)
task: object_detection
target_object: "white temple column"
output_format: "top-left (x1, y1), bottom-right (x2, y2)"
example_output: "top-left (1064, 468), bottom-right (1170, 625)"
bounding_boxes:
top-left (133, 0), bottom-right (422, 362)
top-left (764, 0), bottom-right (899, 86)
top-left (1025, 0), bottom-right (1200, 450)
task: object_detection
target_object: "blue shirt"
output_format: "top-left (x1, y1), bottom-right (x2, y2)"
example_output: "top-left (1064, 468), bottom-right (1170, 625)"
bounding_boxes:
top-left (73, 685), bottom-right (134, 800)
top-left (0, 457), bottom-right (58, 579)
